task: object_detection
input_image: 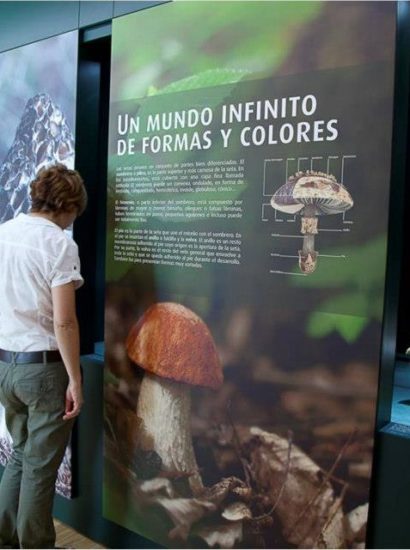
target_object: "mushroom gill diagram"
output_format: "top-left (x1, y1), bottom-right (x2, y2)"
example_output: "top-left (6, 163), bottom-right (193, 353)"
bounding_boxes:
top-left (270, 170), bottom-right (354, 274)
top-left (126, 302), bottom-right (223, 495)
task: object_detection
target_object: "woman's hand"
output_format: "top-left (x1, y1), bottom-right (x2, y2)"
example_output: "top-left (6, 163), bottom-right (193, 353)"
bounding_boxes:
top-left (63, 380), bottom-right (84, 420)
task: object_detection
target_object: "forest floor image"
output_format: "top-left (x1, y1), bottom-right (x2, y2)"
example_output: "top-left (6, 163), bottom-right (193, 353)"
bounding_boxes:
top-left (104, 298), bottom-right (375, 549)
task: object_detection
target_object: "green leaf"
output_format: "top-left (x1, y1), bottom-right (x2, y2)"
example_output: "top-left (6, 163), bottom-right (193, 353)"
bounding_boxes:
top-left (112, 2), bottom-right (323, 102)
top-left (312, 291), bottom-right (369, 318)
top-left (307, 311), bottom-right (368, 343)
top-left (147, 84), bottom-right (158, 97)
top-left (293, 235), bottom-right (387, 289)
top-left (295, 236), bottom-right (387, 341)
top-left (136, 71), bottom-right (247, 141)
top-left (151, 68), bottom-right (249, 96)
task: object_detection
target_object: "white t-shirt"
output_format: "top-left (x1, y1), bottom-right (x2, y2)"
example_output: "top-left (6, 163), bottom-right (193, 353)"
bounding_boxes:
top-left (0, 213), bottom-right (84, 351)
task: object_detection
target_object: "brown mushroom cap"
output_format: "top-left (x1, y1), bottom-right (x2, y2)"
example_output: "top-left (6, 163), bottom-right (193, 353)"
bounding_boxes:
top-left (126, 302), bottom-right (223, 390)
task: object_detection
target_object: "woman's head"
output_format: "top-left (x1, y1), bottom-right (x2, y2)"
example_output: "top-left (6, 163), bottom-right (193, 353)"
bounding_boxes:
top-left (30, 164), bottom-right (87, 216)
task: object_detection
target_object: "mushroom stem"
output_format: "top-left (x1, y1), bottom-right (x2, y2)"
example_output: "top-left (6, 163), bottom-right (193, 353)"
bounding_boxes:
top-left (302, 233), bottom-right (316, 254)
top-left (136, 372), bottom-right (203, 494)
top-left (300, 215), bottom-right (318, 235)
top-left (299, 214), bottom-right (318, 274)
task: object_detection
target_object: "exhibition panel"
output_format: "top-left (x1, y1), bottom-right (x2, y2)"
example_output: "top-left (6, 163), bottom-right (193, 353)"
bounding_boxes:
top-left (0, 30), bottom-right (79, 498)
top-left (104, 2), bottom-right (396, 548)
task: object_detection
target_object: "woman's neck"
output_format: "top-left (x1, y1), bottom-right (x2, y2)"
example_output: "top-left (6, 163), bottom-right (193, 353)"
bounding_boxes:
top-left (28, 211), bottom-right (64, 229)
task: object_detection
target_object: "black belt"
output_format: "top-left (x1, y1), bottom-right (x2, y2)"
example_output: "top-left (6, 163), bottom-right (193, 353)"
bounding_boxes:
top-left (0, 349), bottom-right (62, 364)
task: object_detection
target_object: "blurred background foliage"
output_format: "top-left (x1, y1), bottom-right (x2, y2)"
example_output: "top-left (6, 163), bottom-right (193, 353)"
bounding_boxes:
top-left (295, 236), bottom-right (387, 342)
top-left (111, 2), bottom-right (322, 102)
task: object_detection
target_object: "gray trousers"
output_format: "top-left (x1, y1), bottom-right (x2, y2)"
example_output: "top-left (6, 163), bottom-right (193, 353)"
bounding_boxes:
top-left (0, 359), bottom-right (73, 549)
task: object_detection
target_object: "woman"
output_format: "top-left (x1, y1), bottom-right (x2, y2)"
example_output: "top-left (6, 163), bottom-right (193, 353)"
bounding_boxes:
top-left (0, 164), bottom-right (87, 549)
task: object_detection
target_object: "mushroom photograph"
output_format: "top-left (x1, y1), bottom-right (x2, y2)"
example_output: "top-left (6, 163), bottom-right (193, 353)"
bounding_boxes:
top-left (104, 293), bottom-right (380, 548)
top-left (126, 302), bottom-right (223, 495)
top-left (270, 171), bottom-right (354, 274)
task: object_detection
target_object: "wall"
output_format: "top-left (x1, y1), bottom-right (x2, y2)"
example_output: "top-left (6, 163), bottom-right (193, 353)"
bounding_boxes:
top-left (0, 1), bottom-right (160, 51)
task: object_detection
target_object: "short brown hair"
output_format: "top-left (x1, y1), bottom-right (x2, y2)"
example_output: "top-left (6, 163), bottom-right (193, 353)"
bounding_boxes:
top-left (30, 164), bottom-right (87, 215)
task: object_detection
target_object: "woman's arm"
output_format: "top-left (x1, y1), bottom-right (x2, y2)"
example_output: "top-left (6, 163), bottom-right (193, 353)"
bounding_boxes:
top-left (51, 281), bottom-right (83, 420)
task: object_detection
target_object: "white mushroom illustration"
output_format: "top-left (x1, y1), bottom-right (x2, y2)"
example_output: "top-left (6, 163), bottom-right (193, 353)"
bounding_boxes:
top-left (270, 170), bottom-right (354, 274)
top-left (126, 302), bottom-right (223, 494)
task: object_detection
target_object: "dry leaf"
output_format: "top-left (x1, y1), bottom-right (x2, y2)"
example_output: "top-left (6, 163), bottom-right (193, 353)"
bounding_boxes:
top-left (136, 475), bottom-right (249, 545)
top-left (203, 476), bottom-right (248, 505)
top-left (345, 503), bottom-right (368, 546)
top-left (247, 427), bottom-right (345, 548)
top-left (231, 485), bottom-right (252, 501)
top-left (222, 502), bottom-right (252, 521)
top-left (195, 522), bottom-right (243, 548)
top-left (157, 497), bottom-right (216, 540)
top-left (316, 497), bottom-right (345, 549)
top-left (139, 477), bottom-right (175, 498)
top-left (348, 462), bottom-right (372, 479)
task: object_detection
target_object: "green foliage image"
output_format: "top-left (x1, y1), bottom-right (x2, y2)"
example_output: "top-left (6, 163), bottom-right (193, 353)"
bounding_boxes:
top-left (294, 236), bottom-right (387, 342)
